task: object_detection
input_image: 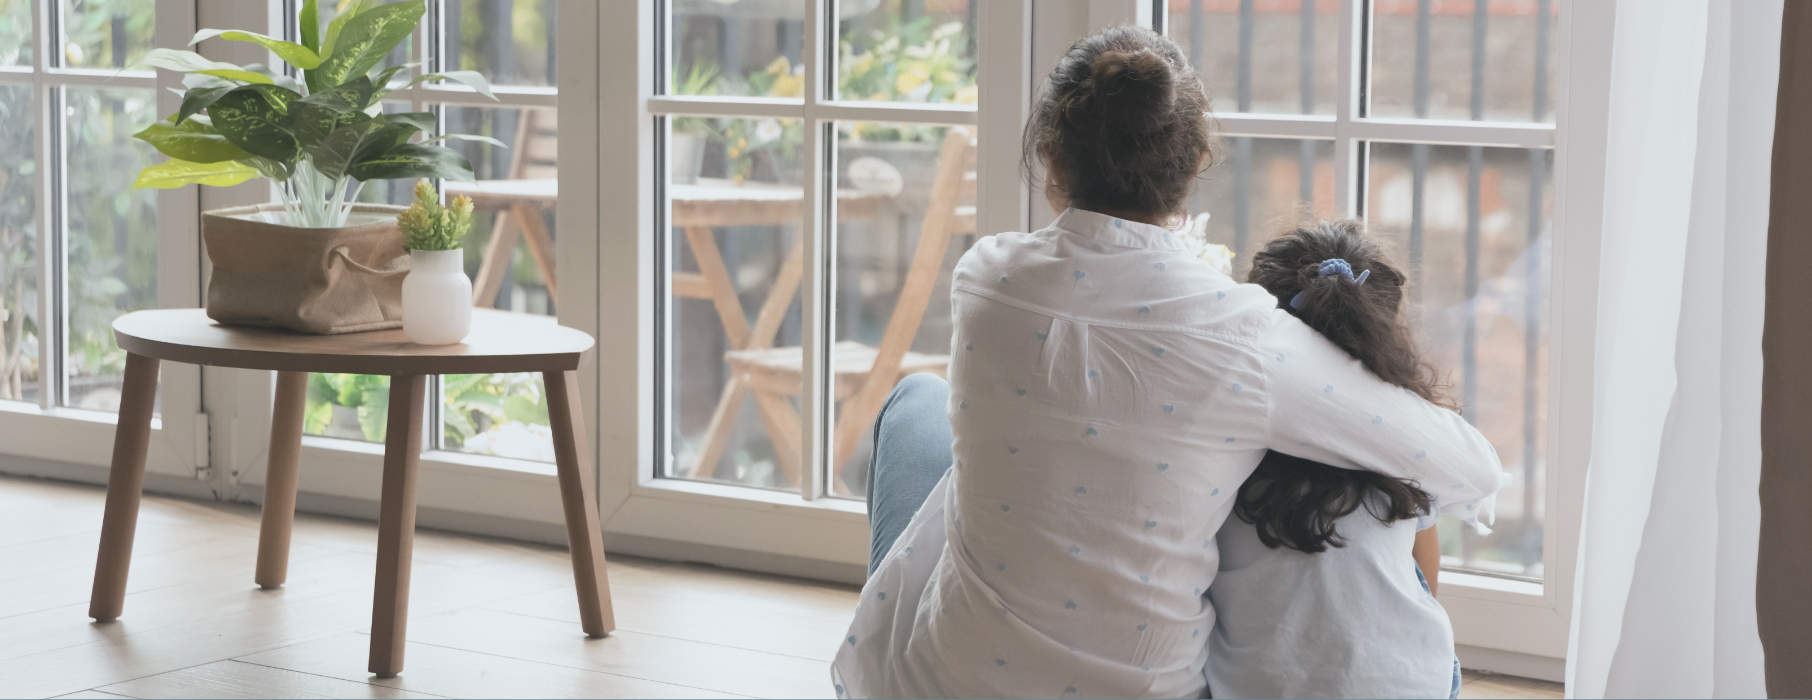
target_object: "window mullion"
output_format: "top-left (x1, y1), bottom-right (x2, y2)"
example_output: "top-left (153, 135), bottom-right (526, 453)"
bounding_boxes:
top-left (797, 0), bottom-right (828, 501)
top-left (33, 0), bottom-right (69, 411)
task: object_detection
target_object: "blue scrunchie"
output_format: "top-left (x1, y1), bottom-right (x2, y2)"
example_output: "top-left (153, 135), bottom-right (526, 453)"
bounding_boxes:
top-left (1289, 258), bottom-right (1371, 309)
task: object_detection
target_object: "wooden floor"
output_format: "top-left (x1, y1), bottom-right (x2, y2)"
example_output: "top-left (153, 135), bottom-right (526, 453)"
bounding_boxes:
top-left (0, 473), bottom-right (1563, 699)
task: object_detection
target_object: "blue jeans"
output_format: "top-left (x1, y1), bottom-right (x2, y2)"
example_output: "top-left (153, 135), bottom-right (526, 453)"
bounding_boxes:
top-left (866, 374), bottom-right (955, 575)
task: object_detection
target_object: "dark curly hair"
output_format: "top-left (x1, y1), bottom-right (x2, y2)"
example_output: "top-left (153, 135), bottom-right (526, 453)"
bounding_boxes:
top-left (1022, 25), bottom-right (1215, 219)
top-left (1233, 219), bottom-right (1453, 553)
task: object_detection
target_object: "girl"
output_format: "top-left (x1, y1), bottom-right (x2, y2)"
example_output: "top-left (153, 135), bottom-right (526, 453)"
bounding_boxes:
top-left (1207, 220), bottom-right (1476, 699)
top-left (831, 26), bottom-right (1501, 699)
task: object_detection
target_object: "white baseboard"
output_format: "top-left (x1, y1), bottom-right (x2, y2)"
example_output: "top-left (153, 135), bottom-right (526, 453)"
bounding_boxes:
top-left (1457, 643), bottom-right (1567, 684)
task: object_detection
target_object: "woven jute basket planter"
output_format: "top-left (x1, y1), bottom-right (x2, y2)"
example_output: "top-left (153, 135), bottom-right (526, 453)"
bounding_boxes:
top-left (203, 203), bottom-right (412, 334)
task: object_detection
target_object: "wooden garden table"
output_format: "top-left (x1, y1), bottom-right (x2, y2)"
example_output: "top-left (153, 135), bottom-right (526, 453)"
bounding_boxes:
top-left (668, 178), bottom-right (889, 481)
top-left (88, 308), bottom-right (610, 678)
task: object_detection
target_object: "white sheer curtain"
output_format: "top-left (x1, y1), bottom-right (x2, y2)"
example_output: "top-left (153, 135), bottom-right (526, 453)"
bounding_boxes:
top-left (1566, 1), bottom-right (1778, 697)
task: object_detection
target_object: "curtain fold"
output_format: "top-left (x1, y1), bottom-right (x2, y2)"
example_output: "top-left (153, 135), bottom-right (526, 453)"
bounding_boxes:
top-left (1565, 1), bottom-right (1777, 698)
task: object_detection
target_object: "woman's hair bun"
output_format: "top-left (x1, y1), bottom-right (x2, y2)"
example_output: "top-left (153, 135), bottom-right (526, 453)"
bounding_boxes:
top-left (1023, 25), bottom-right (1212, 217)
top-left (1082, 50), bottom-right (1176, 133)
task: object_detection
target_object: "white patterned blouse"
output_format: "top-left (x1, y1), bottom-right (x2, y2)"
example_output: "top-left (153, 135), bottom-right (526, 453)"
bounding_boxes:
top-left (831, 208), bottom-right (1503, 699)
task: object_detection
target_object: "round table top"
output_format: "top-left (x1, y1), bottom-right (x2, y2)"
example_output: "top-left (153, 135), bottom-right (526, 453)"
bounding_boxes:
top-left (113, 308), bottom-right (594, 376)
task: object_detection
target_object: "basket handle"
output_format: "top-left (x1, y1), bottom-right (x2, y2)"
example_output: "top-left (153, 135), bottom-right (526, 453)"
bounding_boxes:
top-left (329, 246), bottom-right (411, 277)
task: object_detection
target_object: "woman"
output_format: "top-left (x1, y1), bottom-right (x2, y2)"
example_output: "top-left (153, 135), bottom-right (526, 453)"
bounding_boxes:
top-left (832, 26), bottom-right (1502, 699)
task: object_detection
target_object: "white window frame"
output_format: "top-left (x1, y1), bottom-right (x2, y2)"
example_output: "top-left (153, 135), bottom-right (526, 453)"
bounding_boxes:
top-left (1134, 0), bottom-right (1610, 673)
top-left (587, 0), bottom-right (1040, 580)
top-left (0, 1), bottom-right (609, 548)
top-left (0, 0), bottom-right (205, 482)
top-left (591, 0), bottom-right (1611, 673)
top-left (0, 0), bottom-right (1610, 677)
top-left (214, 0), bottom-right (606, 538)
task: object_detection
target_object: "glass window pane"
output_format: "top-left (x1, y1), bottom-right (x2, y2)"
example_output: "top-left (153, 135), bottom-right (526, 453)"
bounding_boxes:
top-left (1367, 142), bottom-right (1552, 580)
top-left (828, 122), bottom-right (974, 498)
top-left (443, 106), bottom-right (556, 313)
top-left (305, 373), bottom-right (391, 442)
top-left (65, 87), bottom-right (157, 412)
top-left (670, 0), bottom-right (804, 98)
top-left (438, 105), bottom-right (557, 460)
top-left (60, 0), bottom-right (154, 68)
top-left (1165, 0), bottom-right (1337, 115)
top-left (1188, 137), bottom-right (1335, 280)
top-left (0, 85), bottom-right (36, 403)
top-left (1, 0), bottom-right (31, 66)
top-left (835, 0), bottom-right (976, 105)
top-left (444, 0), bottom-right (555, 88)
top-left (664, 115), bottom-right (804, 493)
top-left (1368, 0), bottom-right (1559, 122)
top-left (443, 372), bottom-right (552, 459)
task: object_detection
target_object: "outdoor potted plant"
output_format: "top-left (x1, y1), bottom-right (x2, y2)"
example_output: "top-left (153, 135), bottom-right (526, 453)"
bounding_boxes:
top-left (128, 0), bottom-right (501, 334)
top-left (397, 180), bottom-right (473, 345)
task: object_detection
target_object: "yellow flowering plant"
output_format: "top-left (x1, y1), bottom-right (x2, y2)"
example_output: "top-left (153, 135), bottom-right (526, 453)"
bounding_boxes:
top-left (397, 180), bottom-right (473, 251)
top-left (840, 20), bottom-right (975, 106)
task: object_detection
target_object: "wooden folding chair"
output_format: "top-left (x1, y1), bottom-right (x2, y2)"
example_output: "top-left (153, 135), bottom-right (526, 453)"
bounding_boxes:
top-left (444, 109), bottom-right (560, 308)
top-left (689, 127), bottom-right (978, 479)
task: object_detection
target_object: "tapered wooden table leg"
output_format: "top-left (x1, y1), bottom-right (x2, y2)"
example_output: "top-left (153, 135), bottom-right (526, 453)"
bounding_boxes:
top-left (256, 371), bottom-right (309, 589)
top-left (369, 374), bottom-right (426, 678)
top-left (545, 370), bottom-right (615, 637)
top-left (89, 352), bottom-right (160, 622)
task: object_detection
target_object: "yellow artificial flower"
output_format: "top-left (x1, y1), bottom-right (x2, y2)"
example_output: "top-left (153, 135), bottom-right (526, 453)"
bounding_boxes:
top-left (895, 63), bottom-right (929, 95)
top-left (770, 73), bottom-right (802, 97)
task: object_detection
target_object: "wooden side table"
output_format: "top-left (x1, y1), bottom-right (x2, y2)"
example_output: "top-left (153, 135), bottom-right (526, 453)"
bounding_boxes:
top-left (89, 308), bottom-right (612, 678)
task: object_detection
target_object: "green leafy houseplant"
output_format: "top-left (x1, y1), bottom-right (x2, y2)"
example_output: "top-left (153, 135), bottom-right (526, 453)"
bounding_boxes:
top-left (397, 180), bottom-right (471, 251)
top-left (128, 0), bottom-right (502, 228)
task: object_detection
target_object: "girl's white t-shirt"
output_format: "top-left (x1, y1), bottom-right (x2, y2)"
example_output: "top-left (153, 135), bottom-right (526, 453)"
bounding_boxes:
top-left (1208, 509), bottom-right (1454, 699)
top-left (830, 209), bottom-right (1503, 699)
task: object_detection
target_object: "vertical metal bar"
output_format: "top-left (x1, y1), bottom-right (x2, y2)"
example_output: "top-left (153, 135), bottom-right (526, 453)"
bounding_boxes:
top-left (1459, 0), bottom-right (1489, 566)
top-left (1234, 137), bottom-right (1251, 256)
top-left (1331, 0), bottom-right (1363, 217)
top-left (1461, 0), bottom-right (1486, 426)
top-left (1237, 0), bottom-right (1253, 112)
top-left (1233, 0), bottom-right (1253, 255)
top-left (1463, 145), bottom-right (1481, 426)
top-left (1471, 0), bottom-right (1487, 121)
top-left (544, 0), bottom-right (557, 85)
top-left (1408, 143), bottom-right (1426, 307)
top-left (1413, 0), bottom-right (1430, 117)
top-left (1189, 0), bottom-right (1203, 70)
top-left (1299, 140), bottom-right (1316, 206)
top-left (1299, 0), bottom-right (1315, 114)
top-left (1407, 0), bottom-right (1429, 308)
top-left (797, 0), bottom-right (826, 500)
top-left (1299, 0), bottom-right (1316, 205)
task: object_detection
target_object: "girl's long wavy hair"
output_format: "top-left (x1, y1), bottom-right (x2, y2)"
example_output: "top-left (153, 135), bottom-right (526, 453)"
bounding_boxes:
top-left (1233, 219), bottom-right (1454, 553)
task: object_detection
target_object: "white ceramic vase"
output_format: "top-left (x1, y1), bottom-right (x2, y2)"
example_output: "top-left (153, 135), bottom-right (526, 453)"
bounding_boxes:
top-left (402, 249), bottom-right (472, 345)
